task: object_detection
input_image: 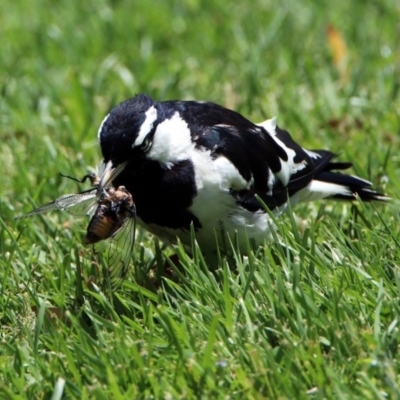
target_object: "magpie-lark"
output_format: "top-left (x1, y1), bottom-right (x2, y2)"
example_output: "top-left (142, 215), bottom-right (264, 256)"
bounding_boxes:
top-left (98, 93), bottom-right (387, 256)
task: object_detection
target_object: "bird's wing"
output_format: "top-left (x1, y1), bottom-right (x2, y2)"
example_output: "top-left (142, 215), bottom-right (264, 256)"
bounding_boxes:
top-left (177, 104), bottom-right (330, 211)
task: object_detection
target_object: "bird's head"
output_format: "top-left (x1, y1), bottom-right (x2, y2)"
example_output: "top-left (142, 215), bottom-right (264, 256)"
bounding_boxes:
top-left (97, 94), bottom-right (194, 175)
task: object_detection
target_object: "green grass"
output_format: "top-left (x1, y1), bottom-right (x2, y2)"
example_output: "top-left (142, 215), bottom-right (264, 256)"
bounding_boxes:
top-left (1, 0), bottom-right (400, 398)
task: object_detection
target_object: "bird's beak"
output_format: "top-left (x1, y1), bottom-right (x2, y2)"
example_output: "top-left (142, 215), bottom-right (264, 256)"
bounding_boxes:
top-left (96, 160), bottom-right (128, 195)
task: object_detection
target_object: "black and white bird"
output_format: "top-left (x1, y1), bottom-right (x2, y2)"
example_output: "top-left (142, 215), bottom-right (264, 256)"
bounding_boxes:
top-left (97, 93), bottom-right (386, 256)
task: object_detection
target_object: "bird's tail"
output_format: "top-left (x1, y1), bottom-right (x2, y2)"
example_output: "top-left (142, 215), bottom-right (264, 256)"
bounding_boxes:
top-left (294, 150), bottom-right (389, 203)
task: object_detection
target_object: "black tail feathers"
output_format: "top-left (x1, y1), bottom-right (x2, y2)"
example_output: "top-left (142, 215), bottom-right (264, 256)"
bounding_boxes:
top-left (310, 150), bottom-right (389, 202)
top-left (317, 170), bottom-right (389, 202)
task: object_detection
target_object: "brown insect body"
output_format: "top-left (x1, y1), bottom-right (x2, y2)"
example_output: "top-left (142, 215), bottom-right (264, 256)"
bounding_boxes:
top-left (85, 186), bottom-right (135, 244)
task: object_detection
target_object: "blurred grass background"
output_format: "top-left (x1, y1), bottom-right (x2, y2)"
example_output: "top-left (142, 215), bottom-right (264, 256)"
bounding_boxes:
top-left (1, 0), bottom-right (400, 398)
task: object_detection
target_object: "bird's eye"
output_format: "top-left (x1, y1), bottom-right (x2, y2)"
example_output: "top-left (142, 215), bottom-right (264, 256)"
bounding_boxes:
top-left (141, 138), bottom-right (152, 153)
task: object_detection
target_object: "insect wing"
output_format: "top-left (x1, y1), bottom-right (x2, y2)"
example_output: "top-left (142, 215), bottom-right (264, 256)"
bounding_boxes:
top-left (15, 199), bottom-right (62, 220)
top-left (16, 191), bottom-right (98, 220)
top-left (94, 212), bottom-right (136, 289)
top-left (55, 191), bottom-right (98, 216)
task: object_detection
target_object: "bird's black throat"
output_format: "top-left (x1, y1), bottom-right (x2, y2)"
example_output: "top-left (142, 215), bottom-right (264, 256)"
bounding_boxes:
top-left (112, 158), bottom-right (201, 230)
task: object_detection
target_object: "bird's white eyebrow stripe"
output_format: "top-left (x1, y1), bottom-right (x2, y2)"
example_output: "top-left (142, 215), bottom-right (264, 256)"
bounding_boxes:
top-left (97, 113), bottom-right (110, 143)
top-left (133, 106), bottom-right (158, 147)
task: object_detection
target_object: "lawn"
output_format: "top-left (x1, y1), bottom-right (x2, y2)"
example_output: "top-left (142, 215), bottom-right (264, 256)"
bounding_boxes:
top-left (1, 0), bottom-right (399, 398)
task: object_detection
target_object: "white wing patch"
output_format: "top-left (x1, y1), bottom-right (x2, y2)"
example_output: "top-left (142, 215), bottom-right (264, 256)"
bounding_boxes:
top-left (257, 117), bottom-right (277, 135)
top-left (258, 117), bottom-right (308, 186)
top-left (271, 136), bottom-right (296, 186)
top-left (147, 112), bottom-right (194, 168)
top-left (305, 149), bottom-right (322, 159)
top-left (133, 105), bottom-right (158, 147)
